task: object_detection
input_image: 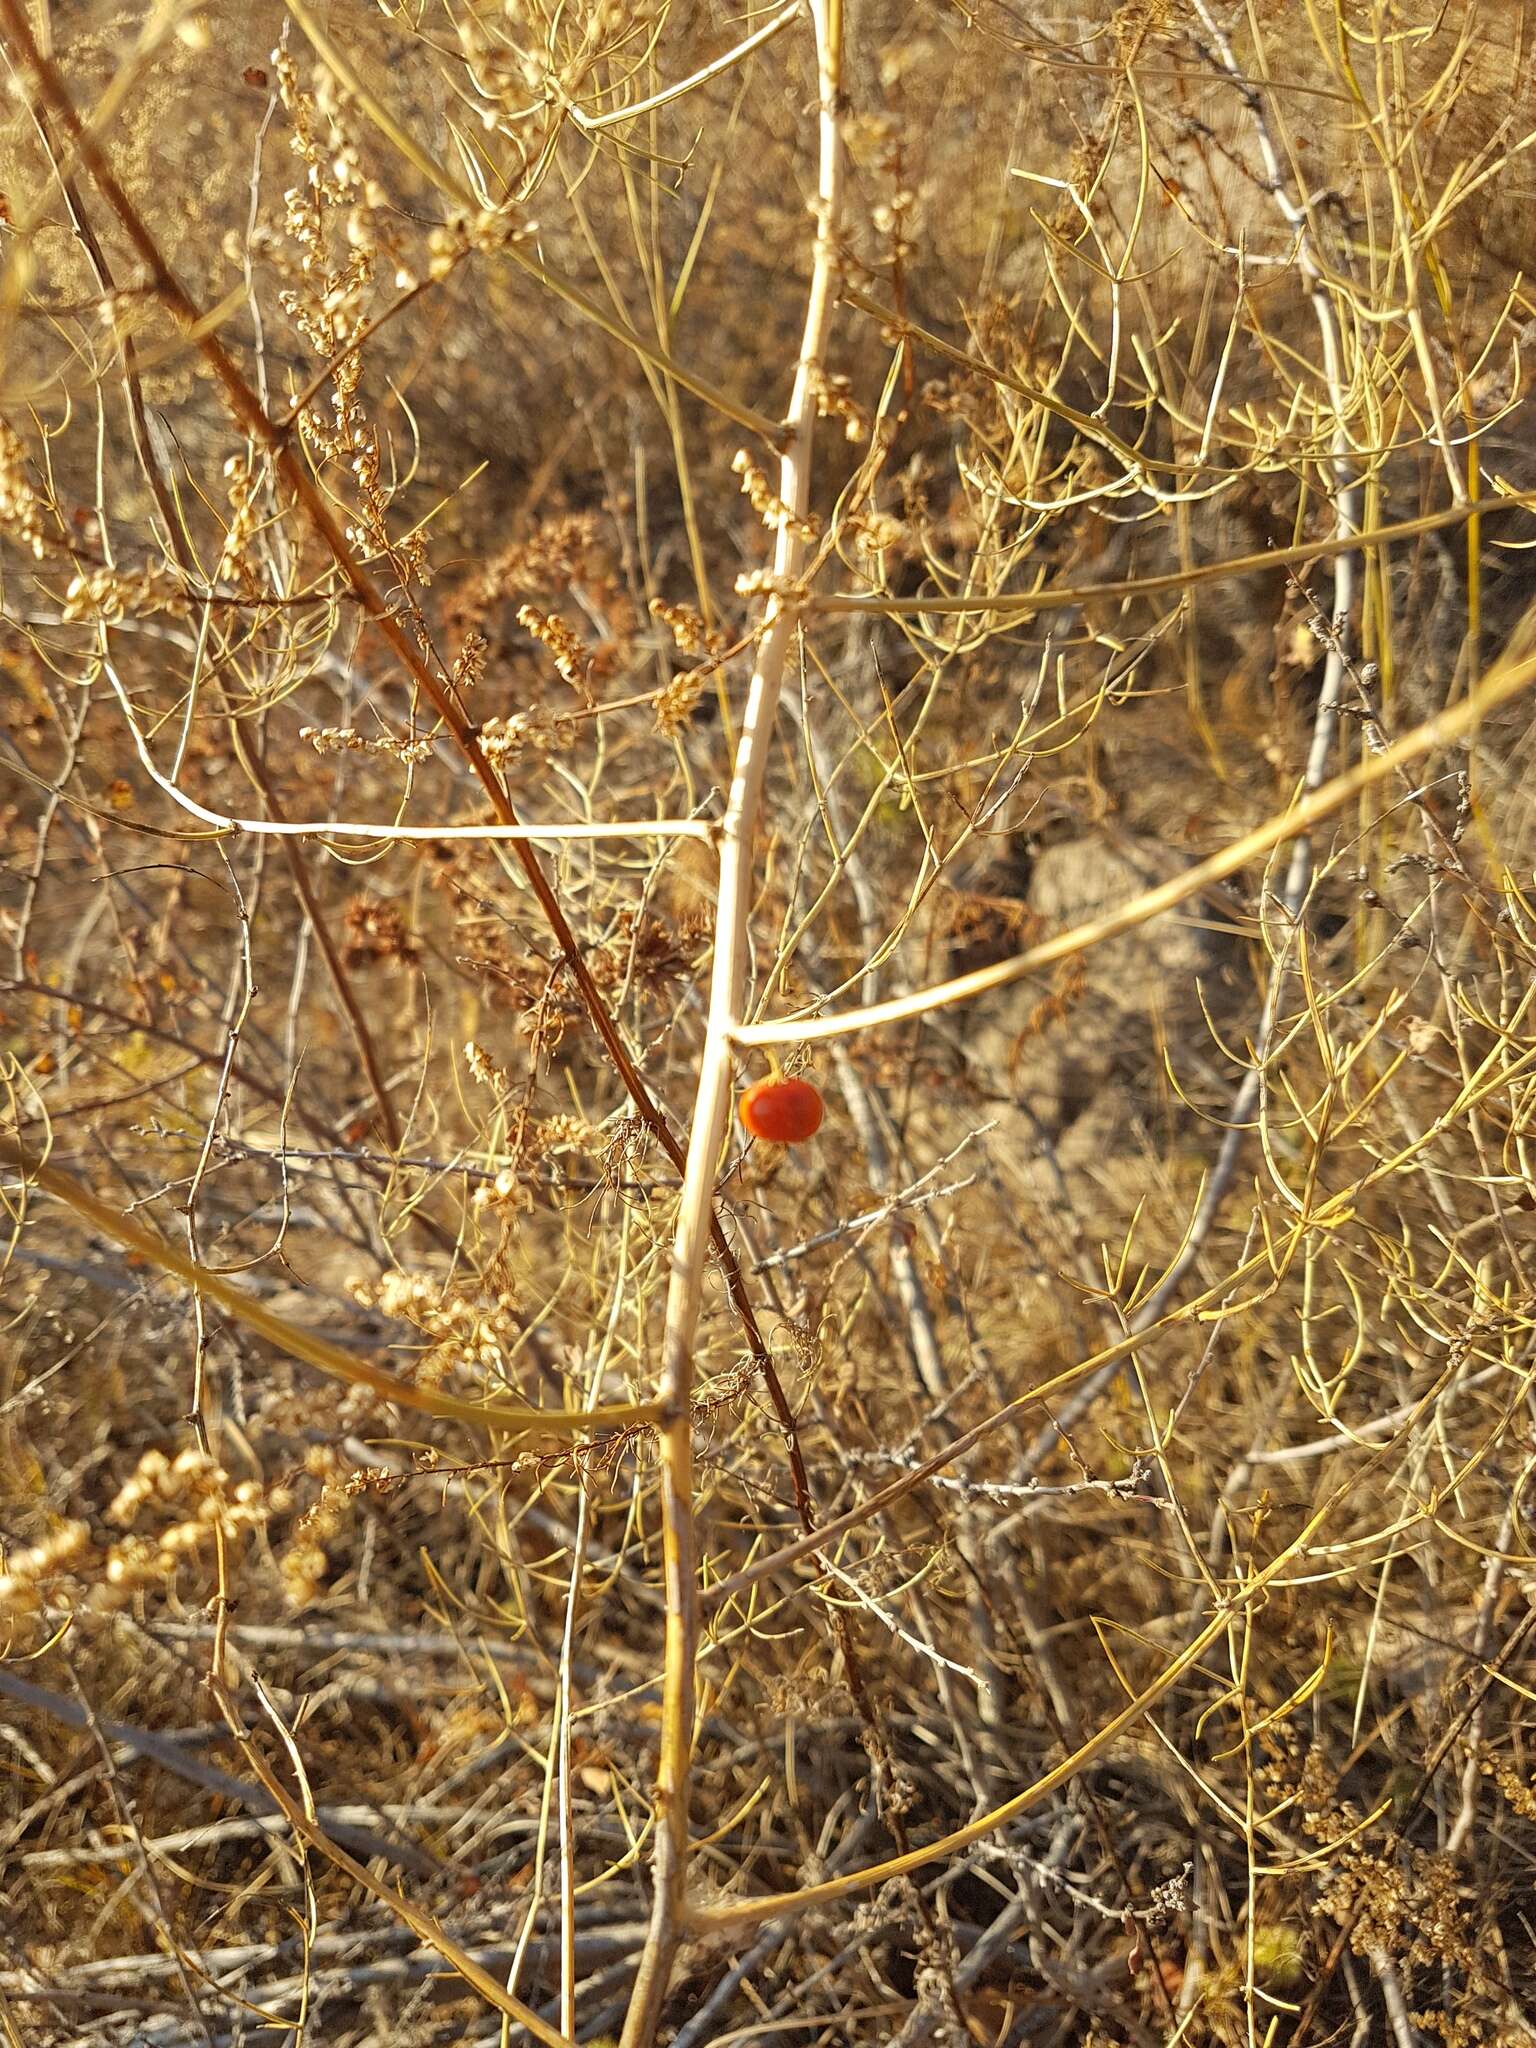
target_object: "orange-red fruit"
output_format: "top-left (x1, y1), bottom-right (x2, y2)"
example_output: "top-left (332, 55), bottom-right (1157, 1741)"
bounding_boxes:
top-left (738, 1075), bottom-right (825, 1145)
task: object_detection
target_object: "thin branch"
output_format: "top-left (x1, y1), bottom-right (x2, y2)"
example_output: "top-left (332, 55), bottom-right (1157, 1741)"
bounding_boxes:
top-left (733, 630), bottom-right (1536, 1045)
top-left (806, 489), bottom-right (1536, 617)
top-left (0, 1134), bottom-right (656, 1438)
top-left (99, 662), bottom-right (712, 844)
top-left (575, 2), bottom-right (802, 131)
top-left (618, 3), bottom-right (846, 2040)
top-left (0, 1667), bottom-right (441, 1881)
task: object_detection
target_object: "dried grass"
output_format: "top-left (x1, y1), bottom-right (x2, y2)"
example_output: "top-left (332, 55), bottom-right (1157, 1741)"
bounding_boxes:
top-left (3, 3), bottom-right (1536, 2044)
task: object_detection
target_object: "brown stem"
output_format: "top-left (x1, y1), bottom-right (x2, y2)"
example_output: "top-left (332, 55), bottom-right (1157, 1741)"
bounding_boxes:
top-left (0, 0), bottom-right (807, 1467)
top-left (23, 77), bottom-right (404, 1157)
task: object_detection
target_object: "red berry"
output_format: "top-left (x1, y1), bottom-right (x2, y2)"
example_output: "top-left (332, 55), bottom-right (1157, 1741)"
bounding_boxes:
top-left (738, 1075), bottom-right (824, 1145)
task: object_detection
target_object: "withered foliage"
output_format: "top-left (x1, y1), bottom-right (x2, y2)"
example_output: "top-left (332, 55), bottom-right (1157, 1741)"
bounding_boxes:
top-left (4, 4), bottom-right (1536, 2046)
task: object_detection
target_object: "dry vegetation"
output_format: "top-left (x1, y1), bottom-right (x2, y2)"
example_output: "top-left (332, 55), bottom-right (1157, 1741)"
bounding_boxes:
top-left (5, 1), bottom-right (1536, 2042)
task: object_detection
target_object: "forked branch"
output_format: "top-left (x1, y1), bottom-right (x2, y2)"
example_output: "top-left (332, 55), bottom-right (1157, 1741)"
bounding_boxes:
top-left (618, 3), bottom-right (845, 2041)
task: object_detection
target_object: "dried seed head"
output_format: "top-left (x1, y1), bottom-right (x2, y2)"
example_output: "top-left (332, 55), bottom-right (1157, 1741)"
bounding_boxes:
top-left (731, 448), bottom-right (820, 541)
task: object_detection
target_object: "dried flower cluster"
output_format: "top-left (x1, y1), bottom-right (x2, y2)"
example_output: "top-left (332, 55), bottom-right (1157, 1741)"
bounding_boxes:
top-left (61, 561), bottom-right (190, 623)
top-left (301, 723), bottom-right (436, 765)
top-left (1, 1449), bottom-right (286, 1645)
top-left (474, 706), bottom-right (580, 765)
top-left (516, 600), bottom-right (594, 700)
top-left (5, 3), bottom-right (1536, 2044)
top-left (343, 894), bottom-right (420, 967)
top-left (732, 447), bottom-right (821, 542)
top-left (0, 419), bottom-right (51, 560)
